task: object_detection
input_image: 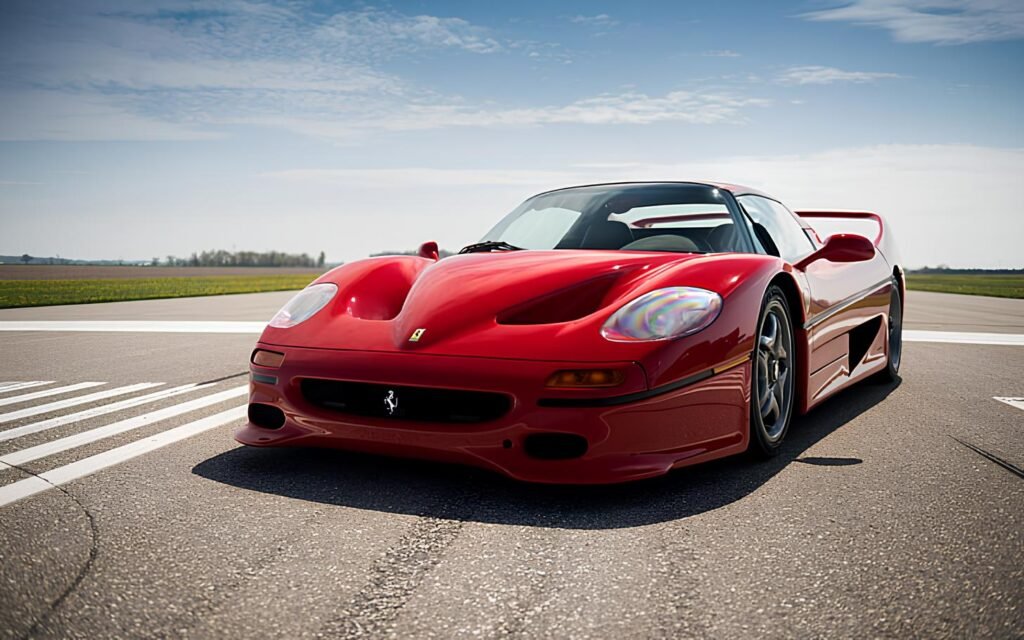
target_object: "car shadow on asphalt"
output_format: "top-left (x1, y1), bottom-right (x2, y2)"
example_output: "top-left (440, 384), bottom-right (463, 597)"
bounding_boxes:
top-left (192, 379), bottom-right (900, 530)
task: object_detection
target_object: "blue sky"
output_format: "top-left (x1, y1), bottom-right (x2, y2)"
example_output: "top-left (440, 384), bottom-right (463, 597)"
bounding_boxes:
top-left (1, 0), bottom-right (1022, 267)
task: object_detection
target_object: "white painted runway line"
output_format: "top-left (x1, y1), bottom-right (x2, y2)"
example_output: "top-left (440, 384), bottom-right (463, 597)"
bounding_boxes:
top-left (0, 405), bottom-right (247, 508)
top-left (0, 383), bottom-right (210, 442)
top-left (0, 382), bottom-right (164, 424)
top-left (903, 330), bottom-right (1024, 346)
top-left (0, 382), bottom-right (106, 407)
top-left (0, 385), bottom-right (248, 465)
top-left (0, 320), bottom-right (265, 333)
top-left (994, 397), bottom-right (1024, 412)
top-left (0, 381), bottom-right (54, 394)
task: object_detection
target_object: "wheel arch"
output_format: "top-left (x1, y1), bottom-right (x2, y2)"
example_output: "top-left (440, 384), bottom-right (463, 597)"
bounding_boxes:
top-left (892, 265), bottom-right (905, 302)
top-left (766, 271), bottom-right (811, 415)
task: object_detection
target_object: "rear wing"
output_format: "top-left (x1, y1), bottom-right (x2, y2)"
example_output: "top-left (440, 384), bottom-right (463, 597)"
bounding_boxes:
top-left (796, 210), bottom-right (901, 272)
top-left (795, 210), bottom-right (884, 246)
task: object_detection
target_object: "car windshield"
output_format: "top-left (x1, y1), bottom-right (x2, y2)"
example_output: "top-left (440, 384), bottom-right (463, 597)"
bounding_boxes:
top-left (480, 183), bottom-right (746, 253)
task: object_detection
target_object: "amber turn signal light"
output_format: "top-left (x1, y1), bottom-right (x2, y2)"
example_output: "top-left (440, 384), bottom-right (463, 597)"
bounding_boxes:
top-left (251, 349), bottom-right (285, 368)
top-left (546, 369), bottom-right (625, 388)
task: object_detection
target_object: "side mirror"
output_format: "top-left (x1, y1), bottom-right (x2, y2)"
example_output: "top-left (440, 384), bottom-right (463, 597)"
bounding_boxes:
top-left (794, 233), bottom-right (874, 270)
top-left (418, 241), bottom-right (440, 261)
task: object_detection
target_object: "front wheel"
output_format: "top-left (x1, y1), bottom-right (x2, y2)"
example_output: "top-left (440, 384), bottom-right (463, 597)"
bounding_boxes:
top-left (749, 286), bottom-right (796, 457)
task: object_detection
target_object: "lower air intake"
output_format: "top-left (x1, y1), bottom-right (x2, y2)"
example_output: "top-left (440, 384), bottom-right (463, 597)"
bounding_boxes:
top-left (523, 433), bottom-right (589, 460)
top-left (248, 403), bottom-right (286, 430)
top-left (300, 379), bottom-right (511, 424)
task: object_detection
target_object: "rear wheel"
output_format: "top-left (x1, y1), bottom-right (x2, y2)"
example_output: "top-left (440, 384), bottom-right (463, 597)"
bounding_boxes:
top-left (873, 284), bottom-right (903, 383)
top-left (750, 286), bottom-right (796, 457)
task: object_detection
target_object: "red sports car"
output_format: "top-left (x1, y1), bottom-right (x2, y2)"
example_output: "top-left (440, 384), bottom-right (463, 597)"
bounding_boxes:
top-left (237, 182), bottom-right (903, 483)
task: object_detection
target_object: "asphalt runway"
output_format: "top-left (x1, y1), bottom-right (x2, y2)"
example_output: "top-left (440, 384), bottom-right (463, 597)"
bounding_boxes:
top-left (0, 290), bottom-right (1021, 639)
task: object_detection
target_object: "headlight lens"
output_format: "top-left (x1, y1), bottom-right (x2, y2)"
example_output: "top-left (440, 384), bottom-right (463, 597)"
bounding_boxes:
top-left (601, 287), bottom-right (722, 341)
top-left (269, 283), bottom-right (337, 328)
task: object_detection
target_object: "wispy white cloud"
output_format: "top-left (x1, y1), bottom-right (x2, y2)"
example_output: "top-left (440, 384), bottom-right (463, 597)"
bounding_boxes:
top-left (316, 8), bottom-right (503, 56)
top-left (1, 1), bottom-right (695, 142)
top-left (569, 14), bottom-right (619, 28)
top-left (802, 0), bottom-right (1024, 45)
top-left (702, 49), bottom-right (741, 57)
top-left (264, 168), bottom-right (578, 187)
top-left (777, 65), bottom-right (902, 85)
top-left (0, 1), bottom-right (518, 140)
top-left (374, 91), bottom-right (771, 129)
top-left (0, 89), bottom-right (219, 141)
top-left (0, 1), bottom-right (769, 141)
top-left (237, 90), bottom-right (771, 139)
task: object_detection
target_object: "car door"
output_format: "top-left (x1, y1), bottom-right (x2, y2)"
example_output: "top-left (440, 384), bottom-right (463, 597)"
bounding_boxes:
top-left (736, 195), bottom-right (893, 393)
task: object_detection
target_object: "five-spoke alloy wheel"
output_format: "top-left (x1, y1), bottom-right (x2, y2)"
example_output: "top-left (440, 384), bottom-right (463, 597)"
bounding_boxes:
top-left (750, 286), bottom-right (796, 456)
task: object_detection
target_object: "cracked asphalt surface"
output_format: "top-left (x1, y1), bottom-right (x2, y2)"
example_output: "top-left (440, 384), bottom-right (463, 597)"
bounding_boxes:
top-left (0, 290), bottom-right (1021, 639)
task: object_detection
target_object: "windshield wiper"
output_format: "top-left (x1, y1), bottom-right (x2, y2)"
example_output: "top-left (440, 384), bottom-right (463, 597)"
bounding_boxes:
top-left (458, 240), bottom-right (525, 254)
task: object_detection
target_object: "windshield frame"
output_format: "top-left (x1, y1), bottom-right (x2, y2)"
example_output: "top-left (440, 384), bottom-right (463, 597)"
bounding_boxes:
top-left (481, 182), bottom-right (758, 254)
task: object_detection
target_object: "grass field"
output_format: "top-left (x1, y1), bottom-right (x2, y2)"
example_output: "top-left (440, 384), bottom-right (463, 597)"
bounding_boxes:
top-left (906, 273), bottom-right (1024, 299)
top-left (0, 274), bottom-right (319, 308)
top-left (1, 270), bottom-right (1019, 309)
top-left (0, 265), bottom-right (323, 280)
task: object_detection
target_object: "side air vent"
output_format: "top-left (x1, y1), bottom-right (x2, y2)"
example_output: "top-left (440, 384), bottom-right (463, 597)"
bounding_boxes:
top-left (848, 316), bottom-right (883, 370)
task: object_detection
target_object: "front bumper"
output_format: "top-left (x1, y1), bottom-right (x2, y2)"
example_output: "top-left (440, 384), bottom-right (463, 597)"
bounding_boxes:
top-left (235, 343), bottom-right (751, 484)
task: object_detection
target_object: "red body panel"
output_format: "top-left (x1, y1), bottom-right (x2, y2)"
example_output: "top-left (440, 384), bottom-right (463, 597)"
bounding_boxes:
top-left (261, 251), bottom-right (782, 389)
top-left (237, 346), bottom-right (750, 483)
top-left (237, 185), bottom-right (901, 483)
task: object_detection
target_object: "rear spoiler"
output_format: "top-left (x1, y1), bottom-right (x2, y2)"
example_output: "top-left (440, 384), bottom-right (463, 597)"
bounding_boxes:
top-left (795, 210), bottom-right (884, 247)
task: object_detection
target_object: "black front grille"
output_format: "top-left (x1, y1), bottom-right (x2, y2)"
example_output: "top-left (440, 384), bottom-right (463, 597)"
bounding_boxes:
top-left (300, 378), bottom-right (511, 424)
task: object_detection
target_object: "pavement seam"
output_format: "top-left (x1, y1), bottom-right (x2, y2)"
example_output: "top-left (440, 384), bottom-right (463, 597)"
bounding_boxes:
top-left (319, 515), bottom-right (465, 639)
top-left (949, 436), bottom-right (1024, 480)
top-left (195, 371), bottom-right (249, 386)
top-left (3, 460), bottom-right (99, 640)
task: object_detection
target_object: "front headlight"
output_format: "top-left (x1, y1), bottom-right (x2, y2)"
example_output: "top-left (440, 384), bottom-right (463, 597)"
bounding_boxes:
top-left (269, 283), bottom-right (338, 328)
top-left (601, 287), bottom-right (722, 342)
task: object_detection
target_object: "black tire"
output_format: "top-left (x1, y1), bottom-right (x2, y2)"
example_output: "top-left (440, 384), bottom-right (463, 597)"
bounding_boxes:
top-left (872, 284), bottom-right (903, 383)
top-left (749, 285), bottom-right (797, 457)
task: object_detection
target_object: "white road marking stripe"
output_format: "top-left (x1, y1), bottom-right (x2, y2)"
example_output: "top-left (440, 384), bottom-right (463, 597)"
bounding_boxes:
top-left (0, 386), bottom-right (248, 465)
top-left (0, 383), bottom-right (212, 442)
top-left (0, 383), bottom-right (164, 425)
top-left (994, 397), bottom-right (1024, 412)
top-left (0, 381), bottom-right (54, 394)
top-left (0, 405), bottom-right (247, 508)
top-left (0, 321), bottom-right (265, 334)
top-left (904, 330), bottom-right (1024, 346)
top-left (0, 382), bottom-right (106, 408)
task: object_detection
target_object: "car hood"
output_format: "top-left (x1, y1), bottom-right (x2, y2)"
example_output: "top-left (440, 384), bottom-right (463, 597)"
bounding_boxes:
top-left (259, 250), bottom-right (753, 363)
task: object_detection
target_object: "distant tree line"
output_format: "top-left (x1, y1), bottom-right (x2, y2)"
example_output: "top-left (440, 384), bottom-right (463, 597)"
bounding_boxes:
top-left (1, 254), bottom-right (149, 266)
top-left (910, 266), bottom-right (1022, 275)
top-left (159, 250), bottom-right (326, 268)
top-left (4, 251), bottom-right (328, 268)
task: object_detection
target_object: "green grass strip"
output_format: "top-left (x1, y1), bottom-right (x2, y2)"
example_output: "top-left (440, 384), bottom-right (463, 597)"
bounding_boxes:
top-left (906, 274), bottom-right (1024, 299)
top-left (2, 272), bottom-right (1020, 308)
top-left (0, 274), bottom-right (320, 308)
